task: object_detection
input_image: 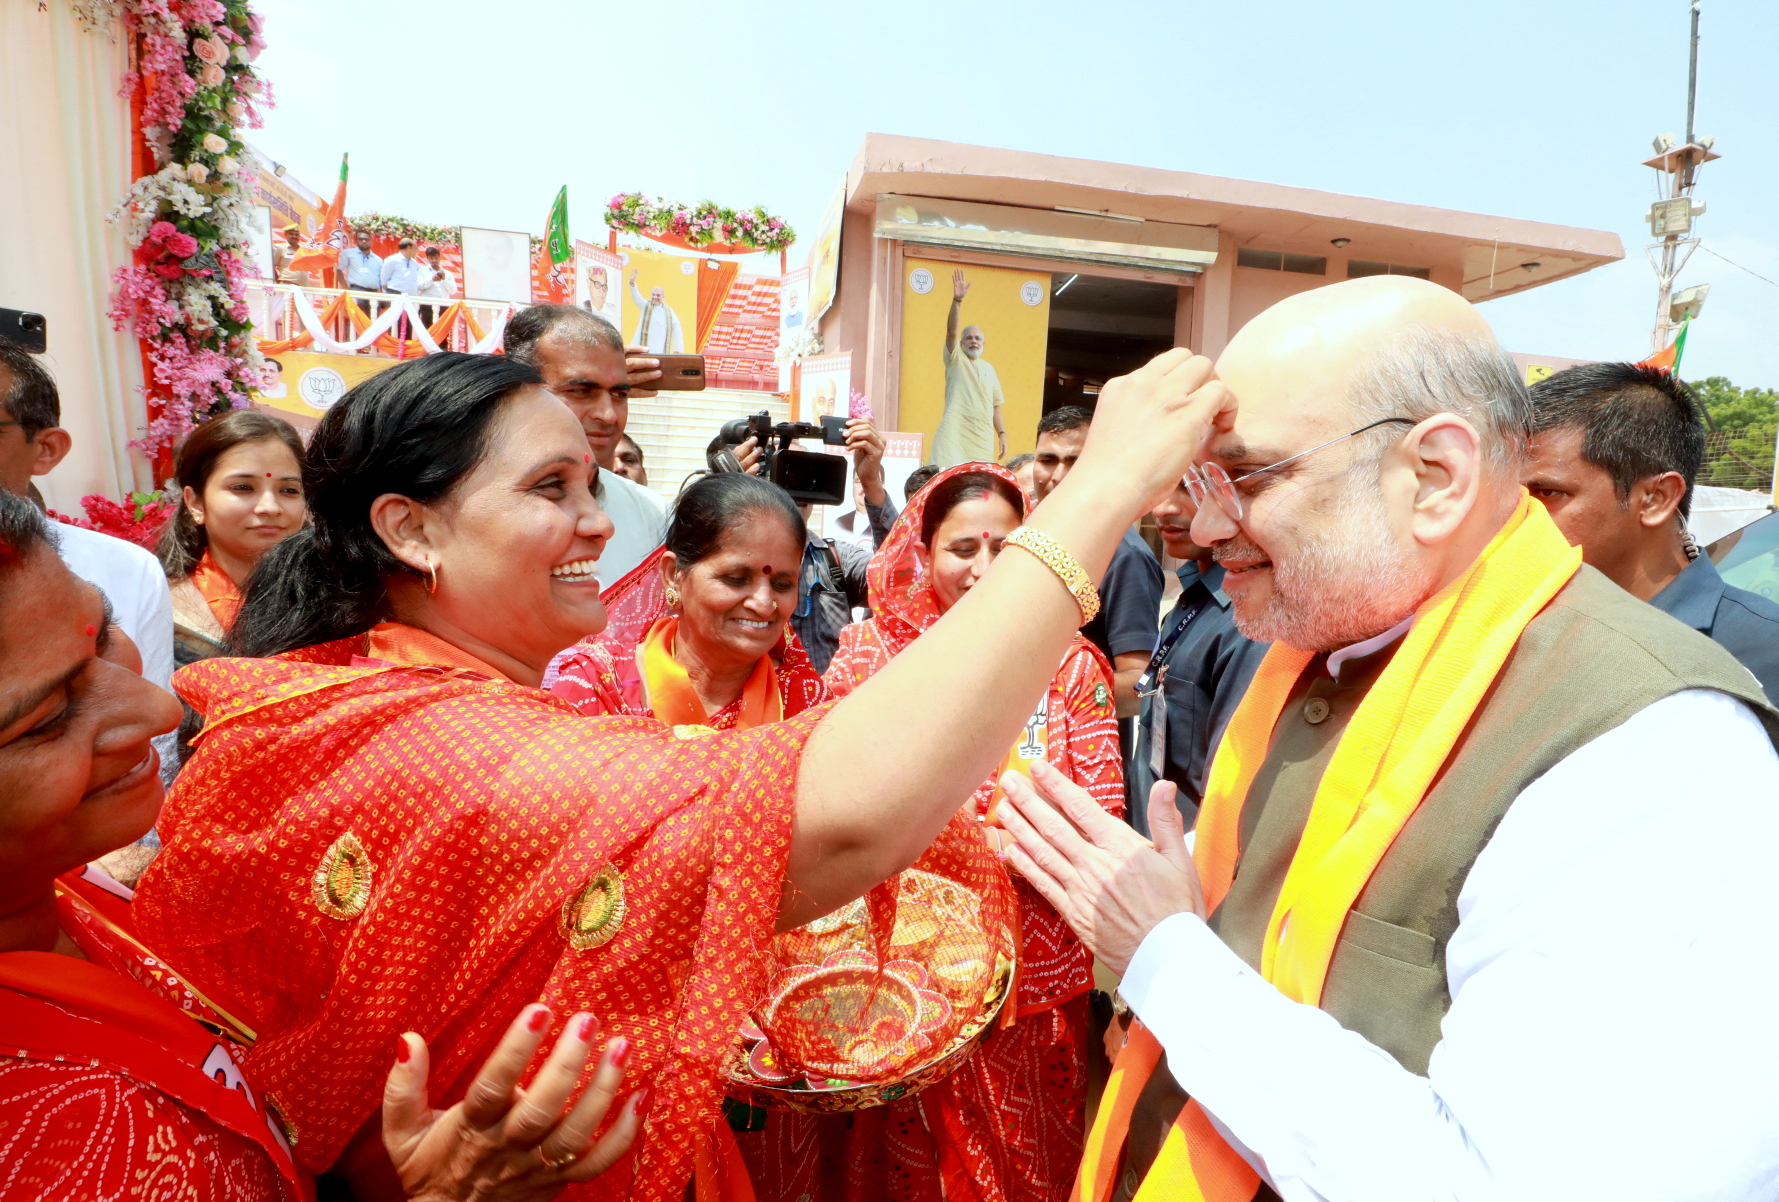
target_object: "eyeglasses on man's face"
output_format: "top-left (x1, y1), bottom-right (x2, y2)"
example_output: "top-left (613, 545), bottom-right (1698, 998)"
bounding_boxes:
top-left (1183, 417), bottom-right (1417, 524)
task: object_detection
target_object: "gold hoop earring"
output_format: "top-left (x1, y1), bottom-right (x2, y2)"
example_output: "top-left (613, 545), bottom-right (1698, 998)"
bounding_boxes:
top-left (425, 559), bottom-right (440, 594)
top-left (664, 582), bottom-right (680, 608)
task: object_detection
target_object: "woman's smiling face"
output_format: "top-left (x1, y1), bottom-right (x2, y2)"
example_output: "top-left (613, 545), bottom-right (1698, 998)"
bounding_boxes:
top-left (667, 508), bottom-right (802, 672)
top-left (407, 387), bottom-right (615, 672)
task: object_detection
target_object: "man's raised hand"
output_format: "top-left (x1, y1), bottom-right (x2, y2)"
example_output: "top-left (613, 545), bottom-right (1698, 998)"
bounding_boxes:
top-left (997, 762), bottom-right (1205, 976)
top-left (952, 268), bottom-right (970, 301)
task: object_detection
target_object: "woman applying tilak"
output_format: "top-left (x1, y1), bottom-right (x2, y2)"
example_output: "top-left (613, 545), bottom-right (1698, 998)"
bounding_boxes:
top-left (134, 349), bottom-right (1229, 1199)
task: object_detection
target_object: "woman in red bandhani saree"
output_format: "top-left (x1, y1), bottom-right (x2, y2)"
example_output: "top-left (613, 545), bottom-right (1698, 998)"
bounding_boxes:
top-left (732, 463), bottom-right (1123, 1202)
top-left (0, 487), bottom-right (637, 1202)
top-left (133, 351), bottom-right (1207, 1201)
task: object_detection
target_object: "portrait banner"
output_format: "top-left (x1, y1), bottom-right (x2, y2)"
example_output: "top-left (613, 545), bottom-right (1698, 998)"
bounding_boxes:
top-left (899, 258), bottom-right (1050, 467)
top-left (250, 350), bottom-right (406, 431)
top-left (806, 182), bottom-right (845, 328)
top-left (575, 240), bottom-right (624, 332)
top-left (620, 247), bottom-right (697, 356)
top-left (460, 227), bottom-right (532, 304)
top-left (795, 352), bottom-right (852, 424)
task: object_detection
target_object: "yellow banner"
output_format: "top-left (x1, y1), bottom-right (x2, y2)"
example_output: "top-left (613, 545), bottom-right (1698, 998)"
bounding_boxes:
top-left (899, 258), bottom-right (1050, 465)
top-left (619, 247), bottom-right (696, 355)
top-left (252, 350), bottom-right (405, 422)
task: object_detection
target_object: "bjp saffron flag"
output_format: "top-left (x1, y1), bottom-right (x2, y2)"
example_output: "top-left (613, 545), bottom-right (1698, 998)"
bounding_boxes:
top-left (1639, 317), bottom-right (1689, 375)
top-left (545, 186), bottom-right (572, 265)
top-left (288, 154), bottom-right (348, 277)
top-left (533, 186), bottom-right (574, 303)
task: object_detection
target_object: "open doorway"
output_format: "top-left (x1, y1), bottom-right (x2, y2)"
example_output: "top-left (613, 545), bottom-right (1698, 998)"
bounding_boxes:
top-left (1042, 273), bottom-right (1180, 413)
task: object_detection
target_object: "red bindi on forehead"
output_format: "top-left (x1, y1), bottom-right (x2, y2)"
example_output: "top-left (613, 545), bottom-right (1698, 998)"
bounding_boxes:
top-left (583, 453), bottom-right (591, 464)
top-left (85, 624), bottom-right (95, 637)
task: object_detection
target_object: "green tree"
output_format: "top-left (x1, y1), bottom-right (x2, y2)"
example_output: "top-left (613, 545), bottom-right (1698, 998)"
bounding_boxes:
top-left (1687, 376), bottom-right (1778, 491)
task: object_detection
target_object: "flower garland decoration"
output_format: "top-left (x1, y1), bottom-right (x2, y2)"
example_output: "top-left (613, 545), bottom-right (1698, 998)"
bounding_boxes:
top-left (49, 491), bottom-right (177, 552)
top-left (106, 0), bottom-right (272, 464)
top-left (346, 212), bottom-right (461, 249)
top-left (606, 193), bottom-right (796, 254)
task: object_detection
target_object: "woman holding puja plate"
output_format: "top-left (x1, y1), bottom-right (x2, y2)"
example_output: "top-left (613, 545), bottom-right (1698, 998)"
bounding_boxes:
top-left (133, 349), bottom-right (1223, 1200)
top-left (727, 463), bottom-right (1123, 1202)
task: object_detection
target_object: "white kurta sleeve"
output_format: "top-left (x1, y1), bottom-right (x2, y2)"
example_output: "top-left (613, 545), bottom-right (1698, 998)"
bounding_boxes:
top-left (1121, 688), bottom-right (1779, 1202)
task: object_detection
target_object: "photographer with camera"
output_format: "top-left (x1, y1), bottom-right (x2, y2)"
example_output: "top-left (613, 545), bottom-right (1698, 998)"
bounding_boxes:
top-left (707, 413), bottom-right (899, 673)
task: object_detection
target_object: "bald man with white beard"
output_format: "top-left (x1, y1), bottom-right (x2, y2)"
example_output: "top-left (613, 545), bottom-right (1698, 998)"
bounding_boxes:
top-left (998, 276), bottom-right (1779, 1201)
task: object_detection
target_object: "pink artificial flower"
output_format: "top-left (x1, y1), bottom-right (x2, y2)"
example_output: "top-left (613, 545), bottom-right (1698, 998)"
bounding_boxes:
top-left (186, 162), bottom-right (209, 183)
top-left (202, 131), bottom-right (228, 153)
top-left (191, 35), bottom-right (226, 64)
top-left (152, 262), bottom-right (185, 280)
top-left (198, 62), bottom-right (226, 87)
top-left (165, 232), bottom-right (199, 258)
top-left (147, 220), bottom-right (177, 242)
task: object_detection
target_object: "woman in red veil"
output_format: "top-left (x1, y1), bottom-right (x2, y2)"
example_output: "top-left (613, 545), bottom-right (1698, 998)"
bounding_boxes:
top-left (735, 463), bottom-right (1124, 1202)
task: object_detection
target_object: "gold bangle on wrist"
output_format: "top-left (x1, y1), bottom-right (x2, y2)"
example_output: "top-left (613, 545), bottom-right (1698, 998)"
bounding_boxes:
top-left (1003, 525), bottom-right (1101, 625)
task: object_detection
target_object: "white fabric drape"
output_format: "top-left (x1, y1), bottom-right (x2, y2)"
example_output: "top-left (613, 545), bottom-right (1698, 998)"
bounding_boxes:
top-left (0, 2), bottom-right (150, 508)
top-left (285, 290), bottom-right (512, 355)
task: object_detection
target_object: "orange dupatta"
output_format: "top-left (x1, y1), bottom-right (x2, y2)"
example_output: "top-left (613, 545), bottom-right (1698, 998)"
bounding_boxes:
top-left (190, 550), bottom-right (246, 631)
top-left (636, 616), bottom-right (783, 731)
top-left (1077, 494), bottom-right (1582, 1202)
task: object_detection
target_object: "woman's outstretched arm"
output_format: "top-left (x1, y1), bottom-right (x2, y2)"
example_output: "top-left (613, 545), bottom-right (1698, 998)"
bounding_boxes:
top-left (784, 350), bottom-right (1234, 927)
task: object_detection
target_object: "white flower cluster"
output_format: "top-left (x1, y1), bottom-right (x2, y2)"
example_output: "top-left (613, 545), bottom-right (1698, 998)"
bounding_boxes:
top-left (774, 328), bottom-right (824, 364)
top-left (111, 164), bottom-right (211, 241)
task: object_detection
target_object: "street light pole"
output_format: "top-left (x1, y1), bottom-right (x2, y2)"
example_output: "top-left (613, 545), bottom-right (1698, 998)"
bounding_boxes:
top-left (1644, 0), bottom-right (1716, 354)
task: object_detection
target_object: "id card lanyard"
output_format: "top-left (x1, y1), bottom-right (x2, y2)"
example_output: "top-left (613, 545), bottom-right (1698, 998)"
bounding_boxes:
top-left (1138, 592), bottom-right (1211, 778)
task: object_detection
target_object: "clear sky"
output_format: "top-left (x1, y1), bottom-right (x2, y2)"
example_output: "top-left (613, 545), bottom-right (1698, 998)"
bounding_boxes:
top-left (250, 0), bottom-right (1776, 386)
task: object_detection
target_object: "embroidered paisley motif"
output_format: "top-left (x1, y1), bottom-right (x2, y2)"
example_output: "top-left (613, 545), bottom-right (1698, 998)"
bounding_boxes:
top-left (311, 833), bottom-right (373, 920)
top-left (560, 866), bottom-right (627, 951)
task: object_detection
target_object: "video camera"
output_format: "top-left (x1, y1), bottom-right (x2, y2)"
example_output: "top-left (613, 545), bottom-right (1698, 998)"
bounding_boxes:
top-left (715, 411), bottom-right (850, 506)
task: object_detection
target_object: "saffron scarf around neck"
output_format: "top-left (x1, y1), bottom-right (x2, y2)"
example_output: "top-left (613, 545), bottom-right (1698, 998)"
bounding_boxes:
top-left (190, 549), bottom-right (245, 632)
top-left (637, 615), bottom-right (783, 730)
top-left (1076, 493), bottom-right (1582, 1202)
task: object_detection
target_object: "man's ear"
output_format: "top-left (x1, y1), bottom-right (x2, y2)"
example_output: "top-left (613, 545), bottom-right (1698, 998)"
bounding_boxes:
top-left (1636, 471), bottom-right (1687, 529)
top-left (28, 428), bottom-right (72, 478)
top-left (367, 493), bottom-right (435, 573)
top-left (1401, 413), bottom-right (1483, 546)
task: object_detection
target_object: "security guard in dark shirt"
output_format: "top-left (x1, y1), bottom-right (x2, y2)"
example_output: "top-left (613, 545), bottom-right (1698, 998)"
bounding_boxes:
top-left (1526, 361), bottom-right (1779, 702)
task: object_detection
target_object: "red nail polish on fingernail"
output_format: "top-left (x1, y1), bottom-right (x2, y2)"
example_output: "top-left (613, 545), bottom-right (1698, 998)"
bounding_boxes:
top-left (394, 1036), bottom-right (411, 1064)
top-left (526, 1005), bottom-right (551, 1033)
top-left (606, 1036), bottom-right (630, 1068)
top-left (631, 1086), bottom-right (651, 1116)
top-left (576, 1012), bottom-right (598, 1042)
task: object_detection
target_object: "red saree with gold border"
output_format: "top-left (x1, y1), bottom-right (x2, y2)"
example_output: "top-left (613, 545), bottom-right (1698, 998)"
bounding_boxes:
top-left (134, 624), bottom-right (827, 1201)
